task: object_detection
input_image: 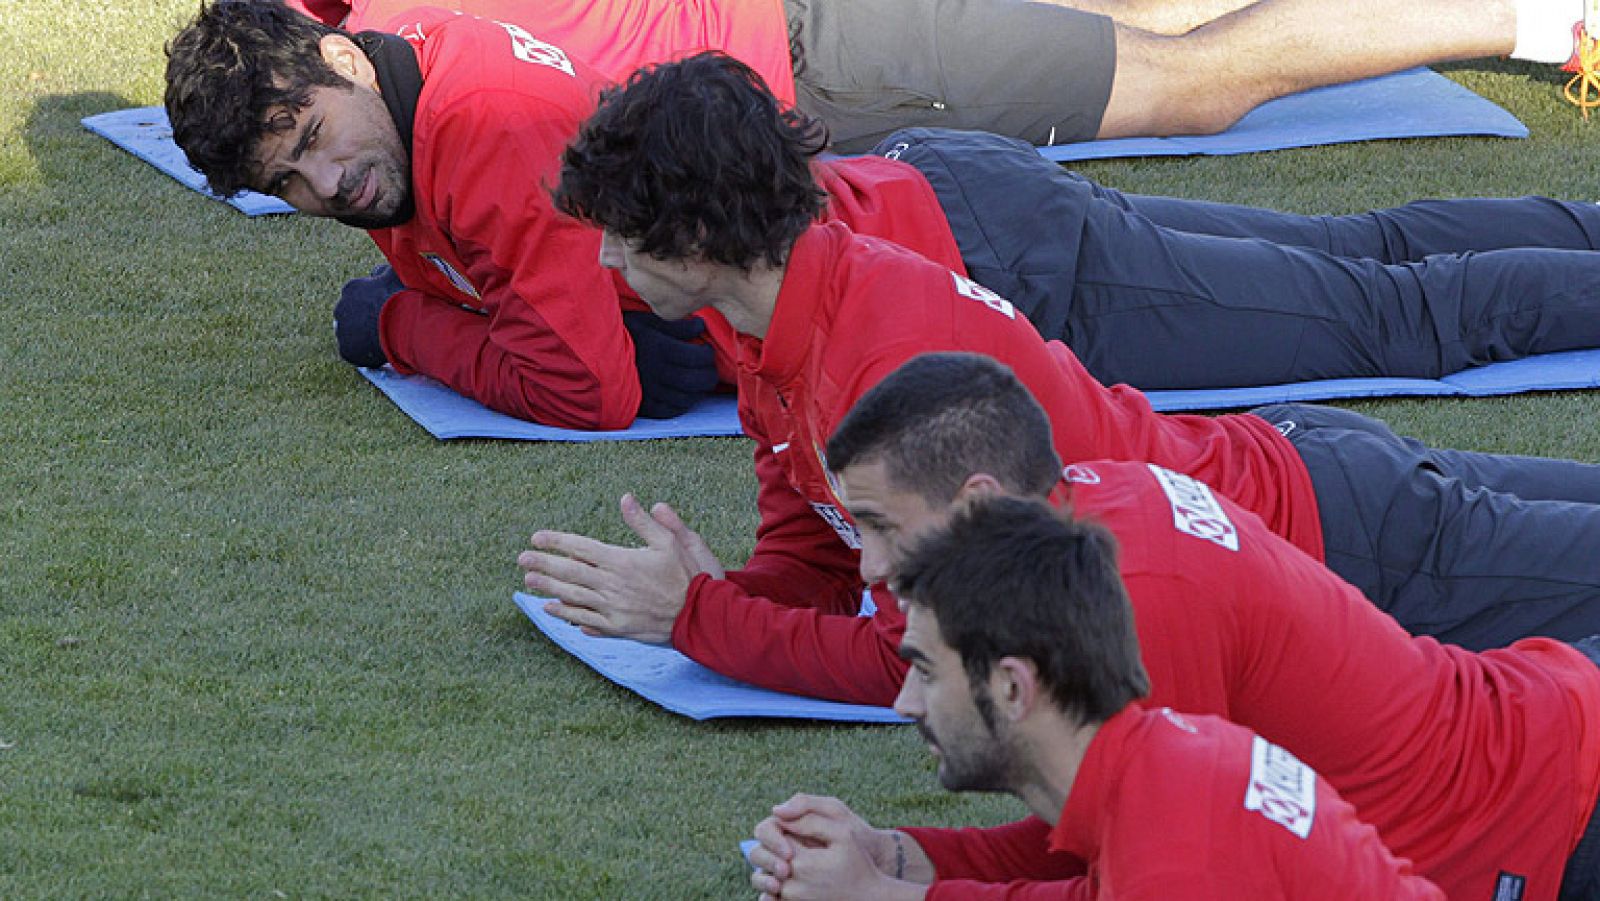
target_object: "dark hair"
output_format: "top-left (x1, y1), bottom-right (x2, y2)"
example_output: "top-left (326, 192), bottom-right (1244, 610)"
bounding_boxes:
top-left (895, 496), bottom-right (1149, 727)
top-left (164, 0), bottom-right (345, 197)
top-left (554, 51), bottom-right (828, 270)
top-left (826, 353), bottom-right (1062, 505)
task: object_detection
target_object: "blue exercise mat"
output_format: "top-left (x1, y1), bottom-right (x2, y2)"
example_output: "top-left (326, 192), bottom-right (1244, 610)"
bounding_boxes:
top-left (83, 70), bottom-right (1522, 217)
top-left (80, 107), bottom-right (295, 216)
top-left (359, 367), bottom-right (742, 441)
top-left (361, 350), bottom-right (1600, 436)
top-left (1038, 68), bottom-right (1526, 163)
top-left (515, 593), bottom-right (907, 722)
top-left (1142, 348), bottom-right (1600, 411)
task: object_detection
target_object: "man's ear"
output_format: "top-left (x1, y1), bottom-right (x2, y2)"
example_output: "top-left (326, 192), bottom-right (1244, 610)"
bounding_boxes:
top-left (319, 33), bottom-right (379, 89)
top-left (954, 472), bottom-right (1006, 504)
top-left (990, 656), bottom-right (1041, 724)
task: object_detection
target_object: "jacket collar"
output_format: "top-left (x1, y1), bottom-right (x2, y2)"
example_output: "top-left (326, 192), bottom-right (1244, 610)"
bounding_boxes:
top-left (737, 222), bottom-right (840, 391)
top-left (340, 29), bottom-right (422, 228)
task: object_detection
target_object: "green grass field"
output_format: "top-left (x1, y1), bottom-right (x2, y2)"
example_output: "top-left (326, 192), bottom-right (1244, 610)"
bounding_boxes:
top-left (4, 3), bottom-right (1600, 896)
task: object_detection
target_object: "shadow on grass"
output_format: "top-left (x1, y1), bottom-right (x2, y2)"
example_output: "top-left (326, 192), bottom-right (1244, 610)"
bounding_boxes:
top-left (1434, 57), bottom-right (1568, 83)
top-left (23, 90), bottom-right (133, 186)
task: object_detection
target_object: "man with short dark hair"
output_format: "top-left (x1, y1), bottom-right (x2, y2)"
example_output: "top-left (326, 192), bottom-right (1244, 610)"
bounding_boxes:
top-left (746, 498), bottom-right (1446, 900)
top-left (737, 351), bottom-right (1600, 900)
top-left (521, 51), bottom-right (1600, 695)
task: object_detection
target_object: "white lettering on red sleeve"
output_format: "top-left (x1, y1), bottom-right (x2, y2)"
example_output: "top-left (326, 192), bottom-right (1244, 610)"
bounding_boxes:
top-left (1157, 707), bottom-right (1198, 733)
top-left (1147, 464), bottom-right (1239, 552)
top-left (951, 272), bottom-right (1016, 320)
top-left (1244, 735), bottom-right (1317, 840)
top-left (810, 502), bottom-right (863, 550)
top-left (1062, 464), bottom-right (1100, 485)
top-left (495, 21), bottom-right (576, 76)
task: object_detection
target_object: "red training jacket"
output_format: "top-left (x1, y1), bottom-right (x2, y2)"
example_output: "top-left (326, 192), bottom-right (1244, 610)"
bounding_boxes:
top-left (365, 12), bottom-right (649, 427)
top-left (1036, 706), bottom-right (1445, 899)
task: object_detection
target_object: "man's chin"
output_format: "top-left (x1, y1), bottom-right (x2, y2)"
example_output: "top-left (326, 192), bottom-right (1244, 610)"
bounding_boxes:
top-left (335, 183), bottom-right (414, 229)
top-left (935, 767), bottom-right (966, 792)
top-left (935, 758), bottom-right (1007, 794)
top-left (336, 210), bottom-right (393, 229)
top-left (336, 202), bottom-right (406, 229)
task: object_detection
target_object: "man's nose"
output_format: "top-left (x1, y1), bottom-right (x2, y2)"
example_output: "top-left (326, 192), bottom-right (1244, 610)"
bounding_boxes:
top-left (892, 669), bottom-right (923, 720)
top-left (859, 540), bottom-right (891, 586)
top-left (302, 157), bottom-right (345, 203)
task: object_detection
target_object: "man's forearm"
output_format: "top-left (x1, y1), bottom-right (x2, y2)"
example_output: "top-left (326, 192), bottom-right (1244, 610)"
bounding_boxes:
top-left (903, 818), bottom-right (1084, 884)
top-left (673, 576), bottom-right (908, 705)
top-left (378, 291), bottom-right (635, 429)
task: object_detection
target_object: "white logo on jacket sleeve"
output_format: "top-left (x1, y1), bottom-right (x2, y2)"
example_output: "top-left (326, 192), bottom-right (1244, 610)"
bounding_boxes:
top-left (810, 502), bottom-right (863, 549)
top-left (1245, 735), bottom-right (1317, 840)
top-left (496, 21), bottom-right (576, 76)
top-left (1062, 464), bottom-right (1100, 485)
top-left (951, 273), bottom-right (1016, 319)
top-left (1148, 464), bottom-right (1239, 552)
top-left (1157, 707), bottom-right (1197, 733)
